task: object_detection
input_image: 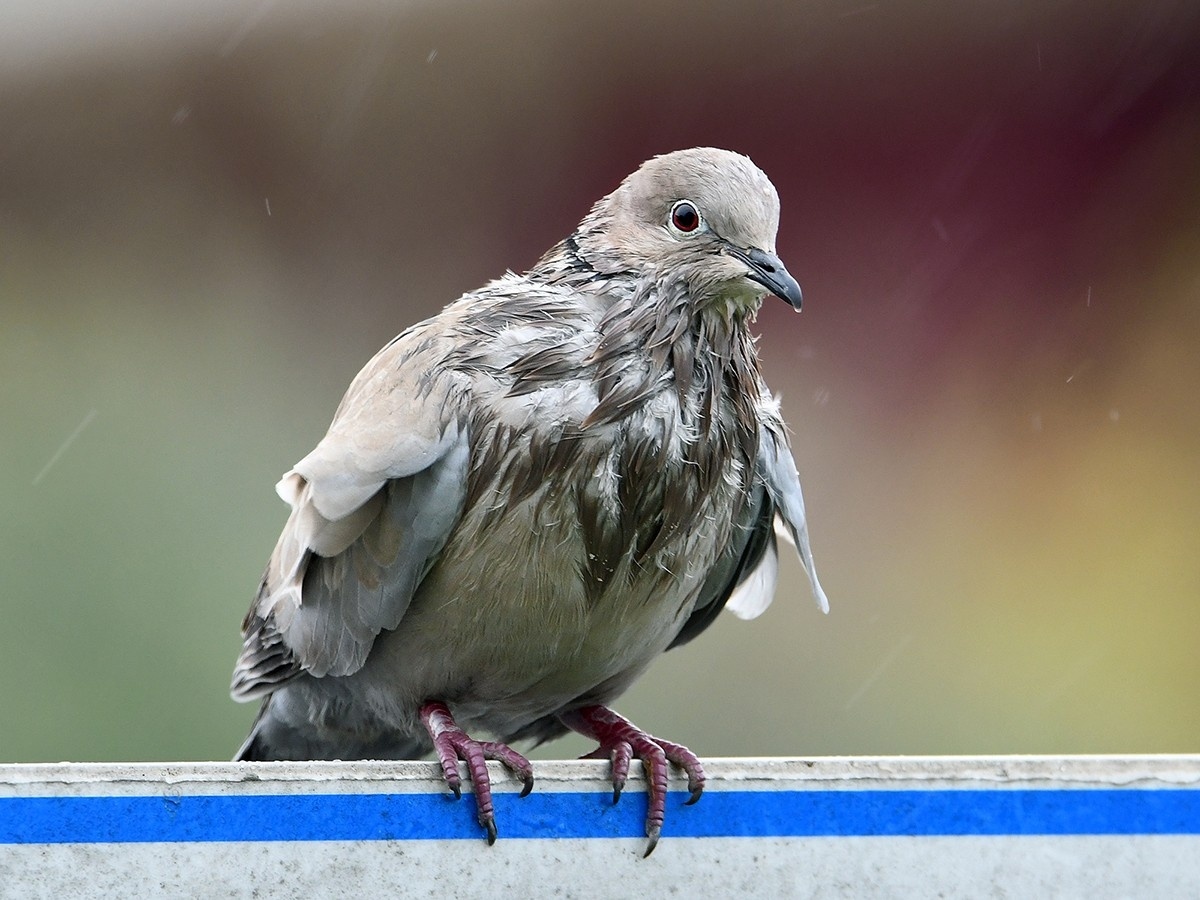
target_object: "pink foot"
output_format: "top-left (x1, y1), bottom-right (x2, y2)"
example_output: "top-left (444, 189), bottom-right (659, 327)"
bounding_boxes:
top-left (419, 701), bottom-right (534, 844)
top-left (559, 705), bottom-right (705, 856)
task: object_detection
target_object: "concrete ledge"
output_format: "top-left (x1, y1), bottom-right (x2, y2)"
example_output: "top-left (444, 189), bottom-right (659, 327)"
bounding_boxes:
top-left (3, 756), bottom-right (1199, 897)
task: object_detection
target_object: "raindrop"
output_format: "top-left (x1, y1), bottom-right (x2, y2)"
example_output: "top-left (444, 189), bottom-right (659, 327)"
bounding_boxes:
top-left (32, 409), bottom-right (98, 486)
top-left (843, 634), bottom-right (914, 709)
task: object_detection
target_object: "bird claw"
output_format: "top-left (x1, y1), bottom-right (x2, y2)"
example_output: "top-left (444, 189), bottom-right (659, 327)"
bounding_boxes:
top-left (580, 739), bottom-right (633, 802)
top-left (653, 735), bottom-right (705, 805)
top-left (561, 705), bottom-right (706, 856)
top-left (643, 829), bottom-right (660, 858)
top-left (419, 701), bottom-right (534, 843)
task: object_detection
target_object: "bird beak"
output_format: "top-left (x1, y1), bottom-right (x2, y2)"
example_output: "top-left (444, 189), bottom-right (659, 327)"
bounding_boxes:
top-left (725, 245), bottom-right (803, 310)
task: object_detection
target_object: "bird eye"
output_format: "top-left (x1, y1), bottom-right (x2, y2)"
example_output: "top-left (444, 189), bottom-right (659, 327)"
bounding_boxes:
top-left (669, 200), bottom-right (702, 234)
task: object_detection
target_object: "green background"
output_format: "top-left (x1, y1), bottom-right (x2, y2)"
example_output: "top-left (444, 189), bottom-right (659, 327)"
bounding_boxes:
top-left (2, 0), bottom-right (1198, 763)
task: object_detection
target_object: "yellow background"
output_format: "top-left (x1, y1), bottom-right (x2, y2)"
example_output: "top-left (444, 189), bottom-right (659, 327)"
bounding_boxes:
top-left (2, 0), bottom-right (1197, 761)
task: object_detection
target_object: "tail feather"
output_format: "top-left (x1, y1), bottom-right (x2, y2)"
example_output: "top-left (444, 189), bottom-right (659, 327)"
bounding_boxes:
top-left (233, 700), bottom-right (273, 761)
top-left (233, 696), bottom-right (429, 761)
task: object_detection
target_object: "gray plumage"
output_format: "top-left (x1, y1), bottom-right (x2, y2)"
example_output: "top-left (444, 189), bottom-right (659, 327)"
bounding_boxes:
top-left (231, 148), bottom-right (827, 798)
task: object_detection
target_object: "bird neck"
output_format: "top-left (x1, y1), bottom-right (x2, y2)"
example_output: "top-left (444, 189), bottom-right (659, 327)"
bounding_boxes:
top-left (584, 274), bottom-right (763, 442)
top-left (529, 232), bottom-right (636, 300)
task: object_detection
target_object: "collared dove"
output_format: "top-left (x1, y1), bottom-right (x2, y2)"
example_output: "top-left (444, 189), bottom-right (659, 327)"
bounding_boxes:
top-left (231, 147), bottom-right (828, 855)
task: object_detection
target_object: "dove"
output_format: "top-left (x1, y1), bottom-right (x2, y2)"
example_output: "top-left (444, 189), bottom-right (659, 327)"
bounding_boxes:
top-left (231, 147), bottom-right (828, 855)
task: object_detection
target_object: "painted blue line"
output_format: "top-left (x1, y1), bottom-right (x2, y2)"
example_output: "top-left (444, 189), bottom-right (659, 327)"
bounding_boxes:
top-left (2, 789), bottom-right (1199, 844)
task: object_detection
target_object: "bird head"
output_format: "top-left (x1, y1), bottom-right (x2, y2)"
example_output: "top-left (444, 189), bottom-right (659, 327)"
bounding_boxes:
top-left (574, 147), bottom-right (802, 316)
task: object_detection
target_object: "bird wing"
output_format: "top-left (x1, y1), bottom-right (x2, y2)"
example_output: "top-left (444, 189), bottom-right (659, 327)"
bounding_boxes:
top-left (667, 481), bottom-right (775, 649)
top-left (230, 331), bottom-right (470, 701)
top-left (736, 423), bottom-right (830, 615)
top-left (668, 412), bottom-right (829, 650)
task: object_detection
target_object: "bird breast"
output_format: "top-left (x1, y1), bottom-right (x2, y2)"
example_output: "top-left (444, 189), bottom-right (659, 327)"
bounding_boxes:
top-left (354, 287), bottom-right (760, 733)
top-left (363, 368), bottom-right (753, 734)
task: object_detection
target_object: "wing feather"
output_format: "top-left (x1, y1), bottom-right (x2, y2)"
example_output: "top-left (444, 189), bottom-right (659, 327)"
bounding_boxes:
top-left (757, 424), bottom-right (829, 613)
top-left (230, 330), bottom-right (470, 701)
top-left (667, 482), bottom-right (774, 650)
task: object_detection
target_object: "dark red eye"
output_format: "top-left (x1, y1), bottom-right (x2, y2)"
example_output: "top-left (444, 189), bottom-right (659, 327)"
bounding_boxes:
top-left (670, 200), bottom-right (701, 233)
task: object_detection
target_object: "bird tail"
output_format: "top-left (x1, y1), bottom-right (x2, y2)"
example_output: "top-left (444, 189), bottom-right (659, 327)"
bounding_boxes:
top-left (233, 695), bottom-right (430, 761)
top-left (233, 700), bottom-right (273, 761)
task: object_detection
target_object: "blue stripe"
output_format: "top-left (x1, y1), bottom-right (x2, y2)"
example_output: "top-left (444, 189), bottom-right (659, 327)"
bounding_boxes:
top-left (2, 789), bottom-right (1199, 844)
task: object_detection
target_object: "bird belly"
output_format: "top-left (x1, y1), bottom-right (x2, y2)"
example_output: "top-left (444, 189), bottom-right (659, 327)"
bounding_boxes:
top-left (354, 478), bottom-right (730, 742)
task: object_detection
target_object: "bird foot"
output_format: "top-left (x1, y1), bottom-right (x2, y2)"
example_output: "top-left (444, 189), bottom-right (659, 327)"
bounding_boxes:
top-left (419, 700), bottom-right (534, 844)
top-left (559, 704), bottom-right (705, 856)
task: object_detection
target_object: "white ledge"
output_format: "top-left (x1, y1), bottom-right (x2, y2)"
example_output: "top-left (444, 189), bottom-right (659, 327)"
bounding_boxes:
top-left (3, 756), bottom-right (1199, 898)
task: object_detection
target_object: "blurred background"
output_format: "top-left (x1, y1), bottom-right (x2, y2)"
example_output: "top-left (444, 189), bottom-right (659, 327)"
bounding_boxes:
top-left (2, 0), bottom-right (1198, 764)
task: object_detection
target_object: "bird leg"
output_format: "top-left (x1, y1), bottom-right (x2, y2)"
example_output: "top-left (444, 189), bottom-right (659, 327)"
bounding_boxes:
top-left (418, 700), bottom-right (534, 844)
top-left (558, 704), bottom-right (705, 856)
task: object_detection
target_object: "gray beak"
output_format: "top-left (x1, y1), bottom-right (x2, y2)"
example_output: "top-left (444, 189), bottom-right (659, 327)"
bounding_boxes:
top-left (727, 245), bottom-right (803, 310)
